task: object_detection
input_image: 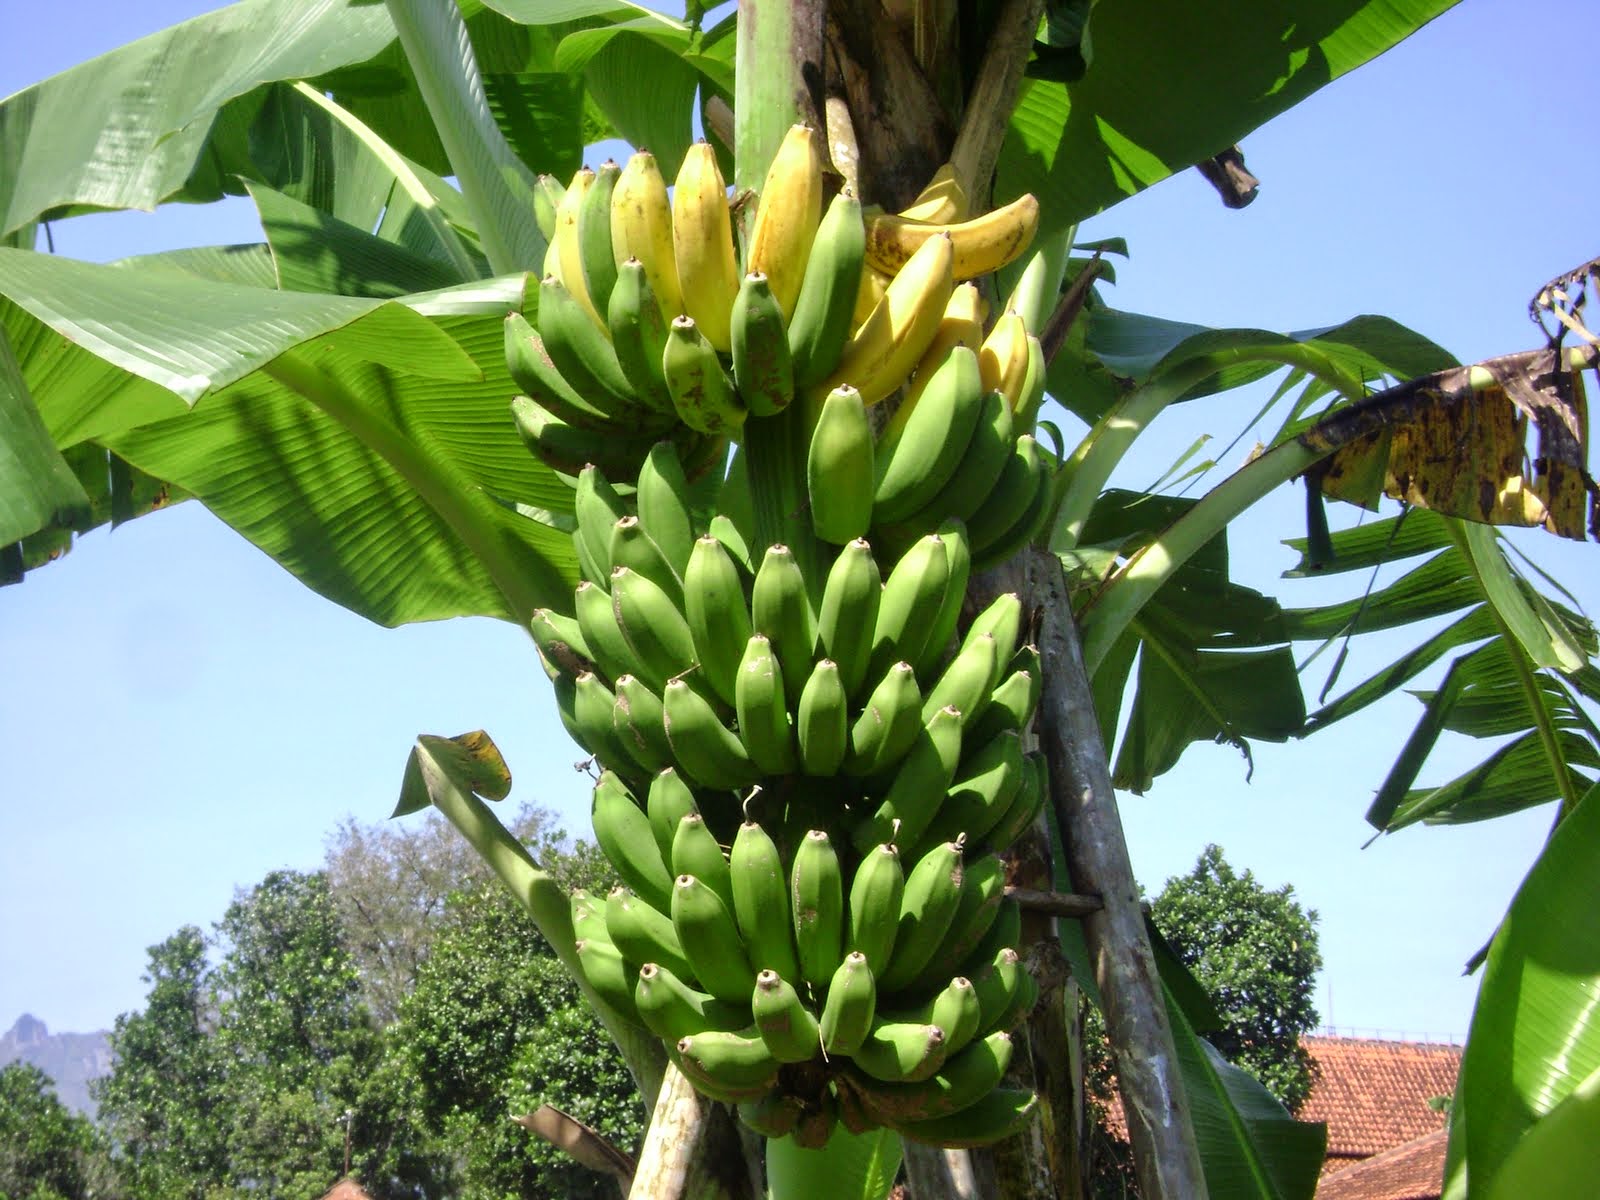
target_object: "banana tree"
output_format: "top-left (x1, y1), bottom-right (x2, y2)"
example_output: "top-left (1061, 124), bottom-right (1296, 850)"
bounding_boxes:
top-left (3, 1), bottom-right (1596, 1197)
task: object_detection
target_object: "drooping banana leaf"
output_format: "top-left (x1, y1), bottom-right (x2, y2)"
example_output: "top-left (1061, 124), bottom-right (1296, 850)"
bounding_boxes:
top-left (0, 249), bottom-right (576, 621)
top-left (999, 0), bottom-right (1461, 235)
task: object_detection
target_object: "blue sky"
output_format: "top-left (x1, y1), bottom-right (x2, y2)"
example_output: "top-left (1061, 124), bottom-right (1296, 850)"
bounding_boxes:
top-left (2, 0), bottom-right (1595, 1047)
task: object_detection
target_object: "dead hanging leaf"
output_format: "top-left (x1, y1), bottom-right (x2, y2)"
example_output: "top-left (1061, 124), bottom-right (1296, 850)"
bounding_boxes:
top-left (1301, 345), bottom-right (1599, 541)
top-left (513, 1104), bottom-right (637, 1186)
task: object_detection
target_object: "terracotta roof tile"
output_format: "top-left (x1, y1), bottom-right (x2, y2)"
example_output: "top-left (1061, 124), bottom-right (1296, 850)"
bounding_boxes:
top-left (1299, 1037), bottom-right (1459, 1165)
top-left (1314, 1129), bottom-right (1449, 1200)
top-left (318, 1179), bottom-right (374, 1200)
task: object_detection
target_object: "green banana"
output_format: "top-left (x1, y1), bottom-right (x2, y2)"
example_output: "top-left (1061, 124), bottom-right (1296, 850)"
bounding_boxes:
top-left (715, 447), bottom-right (756, 562)
top-left (609, 515), bottom-right (683, 609)
top-left (788, 189), bottom-right (867, 388)
top-left (968, 643), bottom-right (1041, 745)
top-left (853, 1030), bottom-right (1013, 1124)
top-left (796, 659), bottom-right (849, 776)
top-left (734, 634), bottom-right (797, 775)
top-left (845, 660), bottom-right (924, 778)
top-left (815, 537), bottom-right (882, 700)
top-left (818, 951), bottom-right (877, 1056)
top-left (647, 767), bottom-right (701, 867)
top-left (635, 960), bottom-right (748, 1042)
top-left (960, 897), bottom-right (1022, 981)
top-left (510, 397), bottom-right (658, 481)
top-left (683, 534), bottom-right (754, 709)
top-left (612, 674), bottom-right (674, 774)
top-left (905, 387), bottom-right (1014, 530)
top-left (869, 533), bottom-right (950, 683)
top-left (574, 580), bottom-right (638, 685)
top-left (575, 936), bottom-right (642, 1025)
top-left (970, 441), bottom-right (1053, 573)
top-left (532, 173), bottom-right (563, 241)
top-left (852, 705), bottom-right (965, 854)
top-left (985, 751), bottom-right (1046, 853)
top-left (574, 464), bottom-right (630, 587)
top-left (806, 384), bottom-right (876, 545)
top-left (611, 565), bottom-right (697, 691)
top-left (729, 820), bottom-right (803, 984)
top-left (737, 1092), bottom-right (805, 1139)
top-left (751, 544), bottom-right (817, 710)
top-left (962, 592), bottom-right (1025, 690)
top-left (504, 312), bottom-right (614, 431)
top-left (914, 730), bottom-right (1025, 854)
top-left (916, 518), bottom-right (972, 680)
top-left (662, 678), bottom-right (758, 791)
top-left (605, 885), bottom-right (694, 981)
top-left (851, 1021), bottom-right (949, 1084)
top-left (886, 976), bottom-right (982, 1057)
top-left (846, 842), bottom-right (905, 977)
top-left (578, 159), bottom-right (621, 316)
top-left (891, 1086), bottom-right (1038, 1148)
top-left (675, 1029), bottom-right (780, 1097)
top-left (972, 947), bottom-right (1036, 1035)
top-left (538, 273), bottom-right (648, 418)
top-left (574, 672), bottom-right (631, 772)
top-left (1014, 333), bottom-right (1047, 432)
top-left (671, 873), bottom-right (757, 1006)
top-left (879, 839), bottom-right (966, 997)
top-left (730, 272), bottom-right (795, 417)
top-left (591, 772), bottom-right (675, 911)
top-left (671, 811), bottom-right (736, 918)
top-left (663, 315), bottom-right (748, 436)
top-left (791, 829), bottom-right (846, 990)
top-left (635, 441), bottom-right (697, 579)
top-left (751, 970), bottom-right (823, 1063)
top-left (873, 344), bottom-right (985, 523)
top-left (926, 852), bottom-right (1008, 984)
top-left (570, 888), bottom-right (608, 945)
top-left (606, 260), bottom-right (676, 414)
top-left (529, 607), bottom-right (593, 678)
top-left (966, 434), bottom-right (1043, 557)
top-left (920, 632), bottom-right (999, 727)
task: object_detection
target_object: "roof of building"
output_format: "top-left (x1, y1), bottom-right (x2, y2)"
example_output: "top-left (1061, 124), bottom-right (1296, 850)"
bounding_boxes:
top-left (1299, 1037), bottom-right (1459, 1164)
top-left (1315, 1130), bottom-right (1450, 1200)
top-left (318, 1179), bottom-right (374, 1200)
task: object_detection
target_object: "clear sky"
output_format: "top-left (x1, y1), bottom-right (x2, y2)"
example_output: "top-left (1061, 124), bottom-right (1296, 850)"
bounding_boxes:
top-left (2, 0), bottom-right (1595, 1048)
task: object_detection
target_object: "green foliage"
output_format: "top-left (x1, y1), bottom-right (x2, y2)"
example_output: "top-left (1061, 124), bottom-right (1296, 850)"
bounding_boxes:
top-left (1150, 845), bottom-right (1322, 1112)
top-left (0, 1063), bottom-right (108, 1200)
top-left (88, 809), bottom-right (633, 1199)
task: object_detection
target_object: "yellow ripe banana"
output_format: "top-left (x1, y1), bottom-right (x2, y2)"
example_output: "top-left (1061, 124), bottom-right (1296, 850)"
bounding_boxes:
top-left (865, 192), bottom-right (1040, 283)
top-left (554, 166), bottom-right (604, 327)
top-left (897, 162), bottom-right (969, 224)
top-left (978, 310), bottom-right (1031, 410)
top-left (853, 265), bottom-right (891, 332)
top-left (673, 141), bottom-right (741, 352)
top-left (817, 232), bottom-right (955, 407)
top-left (612, 149), bottom-right (683, 324)
top-left (894, 281), bottom-right (987, 415)
top-left (745, 123), bottom-right (824, 321)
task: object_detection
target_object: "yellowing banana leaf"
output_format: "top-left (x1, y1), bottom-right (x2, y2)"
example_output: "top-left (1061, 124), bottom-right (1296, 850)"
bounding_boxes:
top-left (999, 0), bottom-right (1460, 233)
top-left (0, 251), bottom-right (576, 622)
top-left (1447, 783), bottom-right (1600, 1198)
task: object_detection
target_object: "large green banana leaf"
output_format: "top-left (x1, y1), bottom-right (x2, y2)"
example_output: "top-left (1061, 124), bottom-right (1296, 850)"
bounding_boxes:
top-left (0, 248), bottom-right (577, 623)
top-left (1443, 782), bottom-right (1600, 1198)
top-left (999, 0), bottom-right (1461, 233)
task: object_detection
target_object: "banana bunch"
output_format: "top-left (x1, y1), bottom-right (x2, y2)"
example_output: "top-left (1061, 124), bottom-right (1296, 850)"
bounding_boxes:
top-left (571, 799), bottom-right (1041, 1147)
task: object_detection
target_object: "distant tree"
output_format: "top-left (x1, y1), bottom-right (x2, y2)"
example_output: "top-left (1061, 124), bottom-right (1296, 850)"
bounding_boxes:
top-left (92, 926), bottom-right (227, 1200)
top-left (0, 1062), bottom-right (109, 1200)
top-left (1152, 844), bottom-right (1322, 1110)
top-left (324, 804), bottom-right (590, 1025)
top-left (388, 872), bottom-right (644, 1199)
top-left (1087, 845), bottom-right (1322, 1196)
